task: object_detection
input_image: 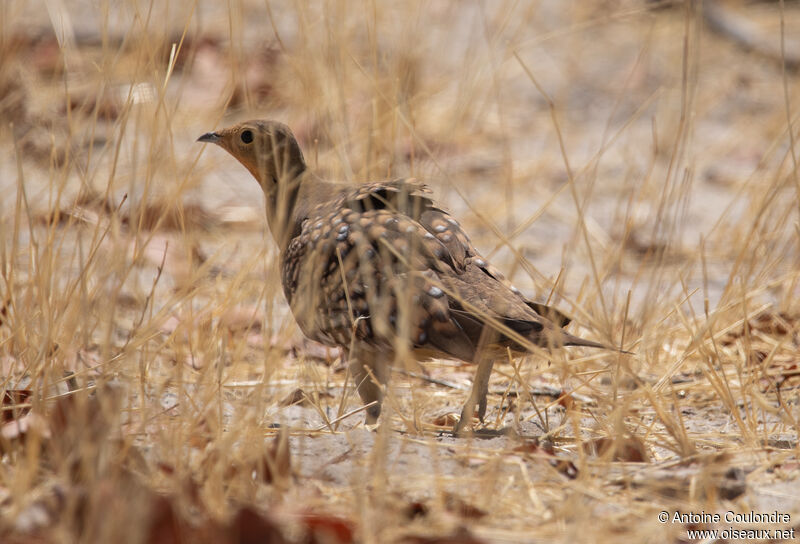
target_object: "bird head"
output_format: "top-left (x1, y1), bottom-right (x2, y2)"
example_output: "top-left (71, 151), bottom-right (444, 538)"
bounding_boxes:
top-left (197, 120), bottom-right (307, 195)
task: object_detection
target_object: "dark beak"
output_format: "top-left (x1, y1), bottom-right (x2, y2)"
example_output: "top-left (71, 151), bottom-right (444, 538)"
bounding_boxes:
top-left (197, 131), bottom-right (221, 143)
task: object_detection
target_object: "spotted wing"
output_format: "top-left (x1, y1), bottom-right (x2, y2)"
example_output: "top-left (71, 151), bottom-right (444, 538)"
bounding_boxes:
top-left (281, 178), bottom-right (575, 360)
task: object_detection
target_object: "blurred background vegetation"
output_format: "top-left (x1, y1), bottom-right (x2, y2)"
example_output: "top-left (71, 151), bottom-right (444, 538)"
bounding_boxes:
top-left (0, 1), bottom-right (798, 542)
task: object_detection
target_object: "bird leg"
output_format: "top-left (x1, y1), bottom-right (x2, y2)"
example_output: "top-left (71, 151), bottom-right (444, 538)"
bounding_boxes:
top-left (348, 344), bottom-right (390, 426)
top-left (453, 353), bottom-right (495, 435)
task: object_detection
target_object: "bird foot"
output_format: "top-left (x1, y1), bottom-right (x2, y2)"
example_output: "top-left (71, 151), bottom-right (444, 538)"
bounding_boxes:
top-left (364, 421), bottom-right (381, 432)
top-left (453, 408), bottom-right (482, 436)
top-left (452, 417), bottom-right (510, 438)
top-left (364, 402), bottom-right (381, 425)
top-left (453, 391), bottom-right (490, 436)
top-left (476, 397), bottom-right (488, 423)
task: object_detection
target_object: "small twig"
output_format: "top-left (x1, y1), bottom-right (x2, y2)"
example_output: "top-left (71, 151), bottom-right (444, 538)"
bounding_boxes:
top-left (314, 401), bottom-right (378, 431)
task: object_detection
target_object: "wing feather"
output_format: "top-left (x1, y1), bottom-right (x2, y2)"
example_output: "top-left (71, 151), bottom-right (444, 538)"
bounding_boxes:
top-left (281, 178), bottom-right (575, 359)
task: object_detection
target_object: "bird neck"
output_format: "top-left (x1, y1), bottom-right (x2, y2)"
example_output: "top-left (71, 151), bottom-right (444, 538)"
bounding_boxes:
top-left (266, 171), bottom-right (339, 253)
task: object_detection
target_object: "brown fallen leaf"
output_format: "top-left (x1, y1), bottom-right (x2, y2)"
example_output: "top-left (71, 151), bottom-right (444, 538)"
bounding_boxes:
top-left (720, 310), bottom-right (798, 346)
top-left (550, 458), bottom-right (579, 479)
top-left (2, 389), bottom-right (32, 423)
top-left (443, 492), bottom-right (487, 519)
top-left (187, 417), bottom-right (214, 449)
top-left (226, 507), bottom-right (288, 544)
top-left (751, 311), bottom-right (794, 336)
top-left (402, 500), bottom-right (429, 520)
top-left (0, 412), bottom-right (51, 453)
top-left (279, 388), bottom-right (334, 408)
top-left (144, 495), bottom-right (190, 544)
top-left (583, 435), bottom-right (650, 463)
top-left (512, 439), bottom-right (544, 456)
top-left (147, 500), bottom-right (289, 544)
top-left (297, 511), bottom-right (355, 544)
top-left (279, 389), bottom-right (309, 407)
top-left (0, 293), bottom-right (10, 327)
top-left (48, 386), bottom-right (122, 454)
top-left (556, 390), bottom-right (575, 410)
top-left (65, 84), bottom-right (121, 120)
top-left (430, 412), bottom-right (460, 428)
top-left (28, 34), bottom-right (64, 76)
top-left (513, 439), bottom-right (579, 479)
top-left (261, 428), bottom-right (291, 486)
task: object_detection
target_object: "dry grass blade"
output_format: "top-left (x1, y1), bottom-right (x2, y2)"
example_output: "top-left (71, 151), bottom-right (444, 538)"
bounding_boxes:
top-left (0, 1), bottom-right (798, 543)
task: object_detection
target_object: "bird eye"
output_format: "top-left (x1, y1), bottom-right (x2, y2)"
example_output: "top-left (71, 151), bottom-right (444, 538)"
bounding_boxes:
top-left (240, 129), bottom-right (253, 144)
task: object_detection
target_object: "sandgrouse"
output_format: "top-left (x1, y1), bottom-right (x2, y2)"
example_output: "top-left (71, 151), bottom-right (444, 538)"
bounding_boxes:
top-left (198, 120), bottom-right (608, 434)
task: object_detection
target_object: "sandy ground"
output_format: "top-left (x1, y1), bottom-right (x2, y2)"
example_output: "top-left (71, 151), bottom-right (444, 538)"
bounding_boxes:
top-left (1, 1), bottom-right (800, 542)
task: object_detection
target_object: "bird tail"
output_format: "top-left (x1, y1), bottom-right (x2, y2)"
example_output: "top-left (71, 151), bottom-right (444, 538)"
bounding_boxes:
top-left (561, 331), bottom-right (633, 354)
